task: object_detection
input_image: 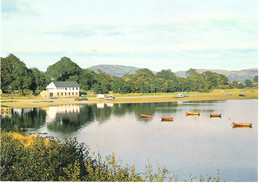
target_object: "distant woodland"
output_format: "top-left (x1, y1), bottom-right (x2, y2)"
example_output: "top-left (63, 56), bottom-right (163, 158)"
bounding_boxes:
top-left (1, 54), bottom-right (258, 94)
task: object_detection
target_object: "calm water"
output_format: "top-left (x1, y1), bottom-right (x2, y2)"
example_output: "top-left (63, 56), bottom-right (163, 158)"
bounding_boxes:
top-left (1, 99), bottom-right (258, 181)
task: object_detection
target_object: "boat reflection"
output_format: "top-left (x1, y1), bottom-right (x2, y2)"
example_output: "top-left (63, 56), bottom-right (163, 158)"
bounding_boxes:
top-left (232, 126), bottom-right (252, 129)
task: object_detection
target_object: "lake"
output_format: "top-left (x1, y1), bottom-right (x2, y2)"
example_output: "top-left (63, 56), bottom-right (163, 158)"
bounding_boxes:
top-left (1, 99), bottom-right (258, 181)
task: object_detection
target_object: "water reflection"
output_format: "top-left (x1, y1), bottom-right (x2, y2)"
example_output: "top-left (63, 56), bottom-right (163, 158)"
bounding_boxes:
top-left (1, 102), bottom-right (185, 132)
top-left (1, 108), bottom-right (46, 132)
top-left (1, 101), bottom-right (257, 134)
top-left (0, 100), bottom-right (257, 181)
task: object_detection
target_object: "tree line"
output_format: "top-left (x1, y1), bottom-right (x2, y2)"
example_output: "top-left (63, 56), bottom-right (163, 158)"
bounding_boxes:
top-left (1, 54), bottom-right (258, 94)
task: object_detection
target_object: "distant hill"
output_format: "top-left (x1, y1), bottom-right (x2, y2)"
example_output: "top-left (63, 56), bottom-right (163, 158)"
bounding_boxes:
top-left (88, 65), bottom-right (143, 77)
top-left (176, 68), bottom-right (258, 82)
top-left (88, 64), bottom-right (258, 82)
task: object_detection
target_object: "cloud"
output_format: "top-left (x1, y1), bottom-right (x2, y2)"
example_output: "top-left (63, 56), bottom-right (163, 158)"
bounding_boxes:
top-left (36, 22), bottom-right (126, 37)
top-left (2, 0), bottom-right (40, 18)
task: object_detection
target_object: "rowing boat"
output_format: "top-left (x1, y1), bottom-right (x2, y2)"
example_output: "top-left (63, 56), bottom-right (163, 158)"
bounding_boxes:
top-left (140, 114), bottom-right (152, 118)
top-left (209, 114), bottom-right (221, 118)
top-left (185, 112), bottom-right (200, 116)
top-left (231, 122), bottom-right (252, 128)
top-left (161, 116), bottom-right (173, 121)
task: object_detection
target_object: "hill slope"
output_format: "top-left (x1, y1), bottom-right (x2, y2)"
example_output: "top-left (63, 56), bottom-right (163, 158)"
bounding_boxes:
top-left (88, 65), bottom-right (258, 82)
top-left (88, 65), bottom-right (142, 77)
top-left (175, 68), bottom-right (258, 82)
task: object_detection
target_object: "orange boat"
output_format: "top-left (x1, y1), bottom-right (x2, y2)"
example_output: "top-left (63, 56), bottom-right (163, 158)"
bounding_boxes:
top-left (161, 117), bottom-right (173, 121)
top-left (140, 114), bottom-right (152, 118)
top-left (185, 112), bottom-right (200, 116)
top-left (231, 122), bottom-right (252, 128)
top-left (209, 114), bottom-right (221, 118)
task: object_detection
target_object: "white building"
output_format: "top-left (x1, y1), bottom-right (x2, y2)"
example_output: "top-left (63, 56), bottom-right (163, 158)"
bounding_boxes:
top-left (42, 81), bottom-right (80, 98)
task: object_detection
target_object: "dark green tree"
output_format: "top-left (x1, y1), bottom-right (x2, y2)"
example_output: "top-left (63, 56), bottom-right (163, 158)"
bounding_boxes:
top-left (111, 77), bottom-right (125, 93)
top-left (253, 75), bottom-right (258, 83)
top-left (31, 68), bottom-right (47, 90)
top-left (78, 69), bottom-right (96, 90)
top-left (245, 79), bottom-right (252, 87)
top-left (91, 70), bottom-right (113, 93)
top-left (1, 57), bottom-right (14, 91)
top-left (46, 57), bottom-right (82, 81)
top-left (1, 54), bottom-right (34, 93)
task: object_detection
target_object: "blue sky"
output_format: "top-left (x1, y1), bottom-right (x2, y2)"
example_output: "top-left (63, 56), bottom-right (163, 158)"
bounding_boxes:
top-left (1, 0), bottom-right (258, 72)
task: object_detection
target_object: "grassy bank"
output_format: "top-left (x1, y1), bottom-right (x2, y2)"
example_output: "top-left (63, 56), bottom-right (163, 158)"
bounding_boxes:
top-left (1, 132), bottom-right (223, 181)
top-left (1, 88), bottom-right (258, 108)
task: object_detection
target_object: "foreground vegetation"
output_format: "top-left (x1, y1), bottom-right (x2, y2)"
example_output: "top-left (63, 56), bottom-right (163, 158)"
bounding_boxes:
top-left (1, 132), bottom-right (225, 181)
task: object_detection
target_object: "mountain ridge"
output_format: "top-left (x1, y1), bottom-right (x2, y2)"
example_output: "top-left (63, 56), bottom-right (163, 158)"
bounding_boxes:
top-left (87, 65), bottom-right (258, 82)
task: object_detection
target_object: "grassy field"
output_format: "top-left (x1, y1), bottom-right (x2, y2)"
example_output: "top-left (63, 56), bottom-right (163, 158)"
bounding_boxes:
top-left (1, 88), bottom-right (258, 108)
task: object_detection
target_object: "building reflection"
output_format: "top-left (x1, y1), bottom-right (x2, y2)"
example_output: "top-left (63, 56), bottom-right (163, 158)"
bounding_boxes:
top-left (42, 104), bottom-right (81, 124)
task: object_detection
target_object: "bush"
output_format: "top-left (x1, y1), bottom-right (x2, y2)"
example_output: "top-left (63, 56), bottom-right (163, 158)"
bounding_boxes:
top-left (1, 132), bottom-right (224, 181)
top-left (1, 132), bottom-right (88, 181)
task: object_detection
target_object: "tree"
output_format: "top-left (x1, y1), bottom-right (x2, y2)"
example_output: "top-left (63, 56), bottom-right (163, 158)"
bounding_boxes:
top-left (111, 77), bottom-right (125, 93)
top-left (46, 57), bottom-right (82, 81)
top-left (237, 82), bottom-right (245, 89)
top-left (1, 57), bottom-right (14, 91)
top-left (91, 70), bottom-right (113, 93)
top-left (156, 69), bottom-right (177, 81)
top-left (245, 79), bottom-right (252, 87)
top-left (78, 69), bottom-right (96, 90)
top-left (31, 68), bottom-right (47, 90)
top-left (1, 54), bottom-right (34, 93)
top-left (253, 75), bottom-right (258, 83)
top-left (186, 68), bottom-right (197, 77)
top-left (202, 71), bottom-right (221, 89)
top-left (129, 69), bottom-right (154, 93)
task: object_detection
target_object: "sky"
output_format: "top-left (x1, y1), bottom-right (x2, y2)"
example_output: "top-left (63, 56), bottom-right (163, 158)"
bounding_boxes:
top-left (1, 0), bottom-right (258, 72)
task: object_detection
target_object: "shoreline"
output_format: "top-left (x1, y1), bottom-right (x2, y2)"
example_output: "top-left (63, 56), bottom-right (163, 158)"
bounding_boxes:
top-left (1, 88), bottom-right (258, 108)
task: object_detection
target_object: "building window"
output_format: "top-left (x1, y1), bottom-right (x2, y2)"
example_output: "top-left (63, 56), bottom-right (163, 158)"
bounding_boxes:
top-left (61, 92), bottom-right (63, 96)
top-left (69, 92), bottom-right (71, 95)
top-left (72, 92), bottom-right (74, 95)
top-left (57, 93), bottom-right (59, 96)
top-left (65, 88), bottom-right (67, 90)
top-left (65, 92), bottom-right (67, 96)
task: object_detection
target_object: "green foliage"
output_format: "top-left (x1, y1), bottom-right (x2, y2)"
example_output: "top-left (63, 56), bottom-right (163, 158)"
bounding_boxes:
top-left (45, 57), bottom-right (82, 81)
top-left (245, 79), bottom-right (252, 87)
top-left (1, 54), bottom-right (247, 95)
top-left (1, 54), bottom-right (34, 93)
top-left (31, 68), bottom-right (47, 90)
top-left (253, 75), bottom-right (258, 82)
top-left (91, 70), bottom-right (113, 94)
top-left (1, 132), bottom-right (225, 182)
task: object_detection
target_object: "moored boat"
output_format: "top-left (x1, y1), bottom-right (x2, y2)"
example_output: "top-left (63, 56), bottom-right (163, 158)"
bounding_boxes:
top-left (140, 114), bottom-right (152, 118)
top-left (209, 114), bottom-right (221, 118)
top-left (231, 122), bottom-right (252, 128)
top-left (161, 116), bottom-right (173, 121)
top-left (185, 112), bottom-right (200, 116)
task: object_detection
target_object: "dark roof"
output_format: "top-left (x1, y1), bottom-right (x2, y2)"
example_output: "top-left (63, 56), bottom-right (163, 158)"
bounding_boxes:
top-left (53, 81), bottom-right (80, 87)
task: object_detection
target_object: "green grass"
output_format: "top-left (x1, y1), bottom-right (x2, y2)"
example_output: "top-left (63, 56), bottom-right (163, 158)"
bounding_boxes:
top-left (1, 88), bottom-right (258, 108)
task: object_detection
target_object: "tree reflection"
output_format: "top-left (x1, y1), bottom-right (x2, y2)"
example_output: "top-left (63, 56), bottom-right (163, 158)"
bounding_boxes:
top-left (1, 102), bottom-right (184, 134)
top-left (1, 108), bottom-right (46, 132)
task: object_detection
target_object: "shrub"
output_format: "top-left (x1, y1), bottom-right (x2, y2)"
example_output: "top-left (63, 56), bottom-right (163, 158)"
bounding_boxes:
top-left (1, 132), bottom-right (224, 181)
